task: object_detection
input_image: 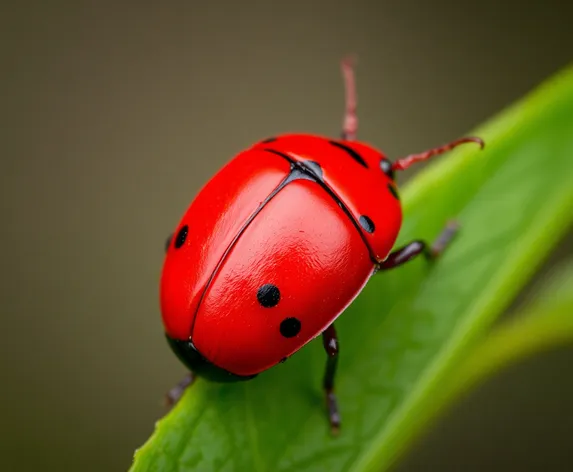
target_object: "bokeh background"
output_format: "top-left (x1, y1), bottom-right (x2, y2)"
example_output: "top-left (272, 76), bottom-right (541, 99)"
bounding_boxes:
top-left (2, 1), bottom-right (572, 471)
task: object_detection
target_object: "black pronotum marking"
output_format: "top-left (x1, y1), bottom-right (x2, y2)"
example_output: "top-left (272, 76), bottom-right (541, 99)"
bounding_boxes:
top-left (359, 215), bottom-right (375, 233)
top-left (263, 148), bottom-right (379, 265)
top-left (328, 140), bottom-right (368, 168)
top-left (280, 317), bottom-right (301, 338)
top-left (174, 225), bottom-right (188, 248)
top-left (302, 160), bottom-right (323, 180)
top-left (387, 183), bottom-right (400, 200)
top-left (379, 159), bottom-right (395, 179)
top-left (257, 284), bottom-right (281, 308)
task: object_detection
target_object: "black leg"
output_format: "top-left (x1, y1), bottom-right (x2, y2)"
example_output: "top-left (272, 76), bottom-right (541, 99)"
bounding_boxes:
top-left (165, 372), bottom-right (195, 407)
top-left (322, 324), bottom-right (341, 434)
top-left (378, 220), bottom-right (459, 270)
top-left (165, 233), bottom-right (173, 253)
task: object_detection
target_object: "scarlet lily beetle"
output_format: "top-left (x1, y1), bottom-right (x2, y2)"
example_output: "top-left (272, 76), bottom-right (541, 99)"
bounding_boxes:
top-left (160, 57), bottom-right (484, 433)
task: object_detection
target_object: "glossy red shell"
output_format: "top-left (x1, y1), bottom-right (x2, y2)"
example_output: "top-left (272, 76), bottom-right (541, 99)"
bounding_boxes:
top-left (252, 135), bottom-right (402, 261)
top-left (160, 149), bottom-right (290, 341)
top-left (160, 134), bottom-right (403, 376)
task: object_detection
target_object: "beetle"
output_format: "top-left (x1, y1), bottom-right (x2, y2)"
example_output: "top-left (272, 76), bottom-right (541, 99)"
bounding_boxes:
top-left (160, 57), bottom-right (484, 433)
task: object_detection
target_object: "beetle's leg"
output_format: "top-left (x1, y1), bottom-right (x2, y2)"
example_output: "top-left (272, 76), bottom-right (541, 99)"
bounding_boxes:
top-left (165, 233), bottom-right (173, 253)
top-left (340, 56), bottom-right (358, 141)
top-left (322, 324), bottom-right (341, 434)
top-left (378, 220), bottom-right (459, 270)
top-left (429, 220), bottom-right (460, 257)
top-left (165, 372), bottom-right (195, 407)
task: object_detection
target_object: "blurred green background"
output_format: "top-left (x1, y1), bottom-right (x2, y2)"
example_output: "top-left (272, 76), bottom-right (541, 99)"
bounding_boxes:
top-left (2, 1), bottom-right (572, 471)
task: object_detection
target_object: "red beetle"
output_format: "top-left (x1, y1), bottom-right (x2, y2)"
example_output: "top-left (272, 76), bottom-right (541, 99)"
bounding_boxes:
top-left (160, 58), bottom-right (483, 432)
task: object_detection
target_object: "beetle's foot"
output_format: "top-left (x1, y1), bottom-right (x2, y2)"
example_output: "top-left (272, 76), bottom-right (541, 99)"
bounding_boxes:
top-left (165, 372), bottom-right (195, 407)
top-left (325, 388), bottom-right (341, 435)
top-left (429, 220), bottom-right (460, 259)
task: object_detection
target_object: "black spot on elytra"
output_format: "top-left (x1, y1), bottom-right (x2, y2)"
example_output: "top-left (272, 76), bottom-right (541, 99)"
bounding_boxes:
top-left (328, 140), bottom-right (368, 168)
top-left (380, 159), bottom-right (395, 179)
top-left (359, 215), bottom-right (375, 233)
top-left (174, 225), bottom-right (188, 248)
top-left (280, 317), bottom-right (301, 338)
top-left (261, 137), bottom-right (277, 143)
top-left (257, 284), bottom-right (280, 308)
top-left (388, 183), bottom-right (400, 200)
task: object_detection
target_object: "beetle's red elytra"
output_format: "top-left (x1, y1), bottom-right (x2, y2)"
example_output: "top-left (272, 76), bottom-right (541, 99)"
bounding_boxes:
top-left (160, 57), bottom-right (484, 433)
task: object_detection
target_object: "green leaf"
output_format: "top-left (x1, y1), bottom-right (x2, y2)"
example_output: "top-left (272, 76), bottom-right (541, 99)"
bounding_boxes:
top-left (378, 260), bottom-right (573, 470)
top-left (131, 66), bottom-right (573, 472)
top-left (455, 262), bottom-right (573, 395)
top-left (448, 260), bottom-right (573, 411)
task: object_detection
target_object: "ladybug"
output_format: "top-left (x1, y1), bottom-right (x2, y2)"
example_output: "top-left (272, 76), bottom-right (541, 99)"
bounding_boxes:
top-left (160, 57), bottom-right (483, 433)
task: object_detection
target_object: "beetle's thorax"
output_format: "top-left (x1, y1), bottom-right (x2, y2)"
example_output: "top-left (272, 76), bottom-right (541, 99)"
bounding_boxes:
top-left (252, 134), bottom-right (403, 263)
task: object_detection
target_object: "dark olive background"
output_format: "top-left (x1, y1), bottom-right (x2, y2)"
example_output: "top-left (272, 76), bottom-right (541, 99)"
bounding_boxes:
top-left (2, 1), bottom-right (572, 471)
